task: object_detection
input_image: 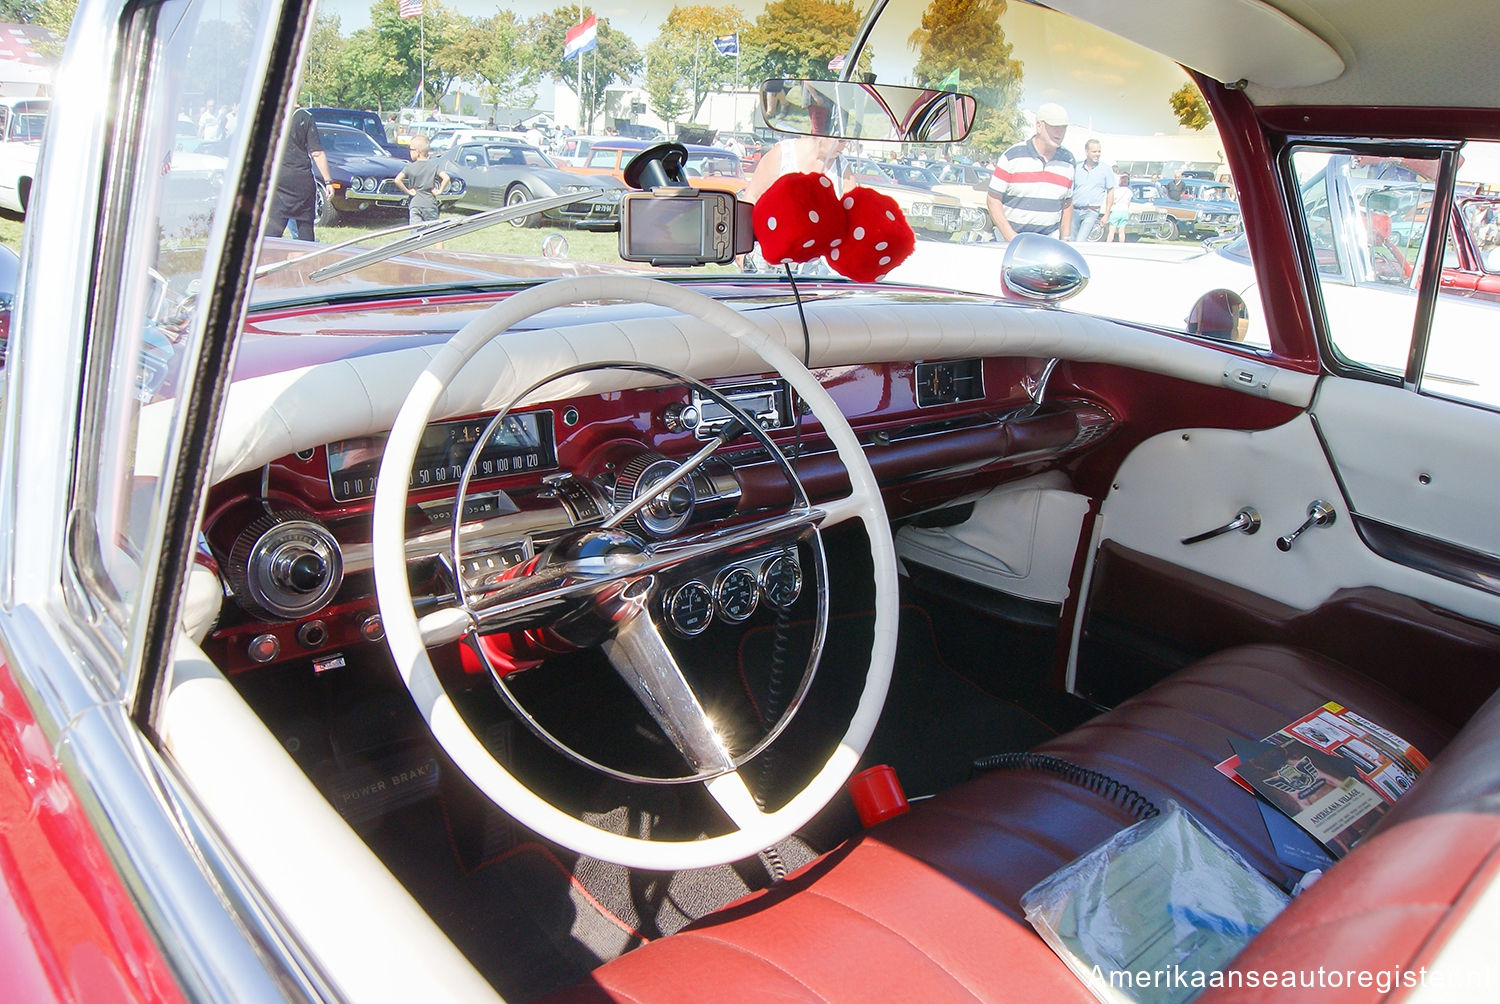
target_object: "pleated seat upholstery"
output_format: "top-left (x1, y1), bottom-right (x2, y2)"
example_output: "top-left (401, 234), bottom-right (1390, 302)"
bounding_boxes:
top-left (554, 645), bottom-right (1496, 1002)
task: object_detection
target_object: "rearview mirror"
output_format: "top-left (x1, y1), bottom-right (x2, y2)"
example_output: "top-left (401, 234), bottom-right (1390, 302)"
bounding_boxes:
top-left (759, 79), bottom-right (976, 144)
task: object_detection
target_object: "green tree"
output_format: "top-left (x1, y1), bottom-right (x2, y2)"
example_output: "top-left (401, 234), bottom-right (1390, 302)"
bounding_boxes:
top-left (742, 0), bottom-right (870, 83)
top-left (339, 0), bottom-right (462, 113)
top-left (298, 13), bottom-right (350, 106)
top-left (644, 39), bottom-right (692, 126)
top-left (908, 0), bottom-right (1023, 157)
top-left (527, 8), bottom-right (642, 132)
top-left (451, 11), bottom-right (537, 119)
top-left (644, 5), bottom-right (751, 128)
top-left (1169, 81), bottom-right (1212, 131)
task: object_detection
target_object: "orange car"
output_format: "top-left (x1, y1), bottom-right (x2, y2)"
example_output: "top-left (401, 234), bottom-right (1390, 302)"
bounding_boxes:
top-left (565, 138), bottom-right (747, 196)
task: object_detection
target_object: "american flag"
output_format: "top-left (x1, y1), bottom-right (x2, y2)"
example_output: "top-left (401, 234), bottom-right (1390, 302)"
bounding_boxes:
top-left (398, 0), bottom-right (422, 19)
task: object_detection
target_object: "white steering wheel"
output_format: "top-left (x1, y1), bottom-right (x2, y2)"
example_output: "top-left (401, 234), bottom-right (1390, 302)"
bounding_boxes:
top-left (373, 275), bottom-right (897, 870)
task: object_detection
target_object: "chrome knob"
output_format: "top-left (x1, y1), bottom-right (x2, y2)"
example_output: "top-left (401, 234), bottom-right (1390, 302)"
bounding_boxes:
top-left (663, 402), bottom-right (700, 433)
top-left (1277, 500), bottom-right (1337, 552)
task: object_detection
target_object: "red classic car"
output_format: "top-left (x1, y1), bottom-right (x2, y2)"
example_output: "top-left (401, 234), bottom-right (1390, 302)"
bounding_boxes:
top-left (3, 1), bottom-right (1500, 1002)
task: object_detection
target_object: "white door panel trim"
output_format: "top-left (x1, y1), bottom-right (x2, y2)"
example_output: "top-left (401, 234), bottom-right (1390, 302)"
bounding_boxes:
top-left (1097, 415), bottom-right (1500, 627)
top-left (1312, 377), bottom-right (1500, 558)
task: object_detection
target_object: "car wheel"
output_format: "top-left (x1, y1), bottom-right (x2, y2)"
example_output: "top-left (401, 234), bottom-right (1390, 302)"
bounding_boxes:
top-left (506, 184), bottom-right (541, 228)
top-left (1169, 217), bottom-right (1189, 240)
top-left (314, 183), bottom-right (341, 227)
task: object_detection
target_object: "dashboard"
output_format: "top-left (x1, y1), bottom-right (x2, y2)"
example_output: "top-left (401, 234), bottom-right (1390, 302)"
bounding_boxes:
top-left (199, 354), bottom-right (1115, 676)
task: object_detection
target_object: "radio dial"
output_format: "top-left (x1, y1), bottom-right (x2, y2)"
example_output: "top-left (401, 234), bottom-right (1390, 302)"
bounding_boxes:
top-left (227, 509), bottom-right (343, 621)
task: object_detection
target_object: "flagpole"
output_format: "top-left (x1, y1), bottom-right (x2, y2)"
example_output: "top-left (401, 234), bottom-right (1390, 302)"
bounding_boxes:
top-left (420, 8), bottom-right (426, 117)
top-left (577, 6), bottom-right (584, 132)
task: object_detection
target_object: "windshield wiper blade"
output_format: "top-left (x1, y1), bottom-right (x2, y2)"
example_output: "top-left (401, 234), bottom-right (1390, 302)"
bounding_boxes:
top-left (252, 218), bottom-right (433, 279)
top-left (308, 189), bottom-right (612, 283)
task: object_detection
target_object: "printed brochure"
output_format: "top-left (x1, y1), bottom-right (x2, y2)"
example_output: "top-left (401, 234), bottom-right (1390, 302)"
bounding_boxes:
top-left (1215, 702), bottom-right (1427, 860)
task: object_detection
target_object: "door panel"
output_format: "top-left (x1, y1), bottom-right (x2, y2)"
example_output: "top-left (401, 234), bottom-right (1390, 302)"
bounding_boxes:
top-left (1081, 386), bottom-right (1500, 707)
top-left (1312, 377), bottom-right (1500, 558)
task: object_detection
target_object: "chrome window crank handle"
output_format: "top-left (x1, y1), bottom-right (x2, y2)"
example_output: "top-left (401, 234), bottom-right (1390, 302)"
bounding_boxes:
top-left (1181, 507), bottom-right (1261, 546)
top-left (1276, 500), bottom-right (1337, 552)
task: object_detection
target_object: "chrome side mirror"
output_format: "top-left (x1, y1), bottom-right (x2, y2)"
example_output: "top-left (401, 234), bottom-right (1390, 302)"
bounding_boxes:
top-left (999, 234), bottom-right (1090, 303)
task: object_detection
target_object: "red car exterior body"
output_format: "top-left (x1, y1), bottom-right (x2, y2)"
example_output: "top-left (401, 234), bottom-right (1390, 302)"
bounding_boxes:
top-left (0, 661), bottom-right (181, 1003)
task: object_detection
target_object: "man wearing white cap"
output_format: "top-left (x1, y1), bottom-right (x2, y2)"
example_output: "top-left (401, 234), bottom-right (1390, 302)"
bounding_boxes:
top-left (987, 102), bottom-right (1075, 241)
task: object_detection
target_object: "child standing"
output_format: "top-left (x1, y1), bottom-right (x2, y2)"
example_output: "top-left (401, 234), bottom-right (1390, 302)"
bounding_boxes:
top-left (395, 135), bottom-right (451, 225)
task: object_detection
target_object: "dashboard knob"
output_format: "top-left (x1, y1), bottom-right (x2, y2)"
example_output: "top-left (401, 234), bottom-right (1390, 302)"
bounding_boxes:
top-left (279, 550), bottom-right (329, 593)
top-left (663, 402), bottom-right (700, 434)
top-left (226, 509), bottom-right (343, 622)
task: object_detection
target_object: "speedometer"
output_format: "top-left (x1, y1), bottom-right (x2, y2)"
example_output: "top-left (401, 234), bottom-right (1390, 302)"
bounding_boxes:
top-left (326, 411), bottom-right (557, 502)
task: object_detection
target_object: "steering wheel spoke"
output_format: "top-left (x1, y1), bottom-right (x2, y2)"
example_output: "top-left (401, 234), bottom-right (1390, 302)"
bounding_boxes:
top-left (706, 771), bottom-right (767, 830)
top-left (600, 585), bottom-right (737, 776)
top-left (817, 493), bottom-right (869, 530)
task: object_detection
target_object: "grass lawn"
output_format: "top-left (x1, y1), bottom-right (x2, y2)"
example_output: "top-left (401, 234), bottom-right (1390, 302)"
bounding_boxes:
top-left (316, 209), bottom-right (626, 264)
top-left (0, 213), bottom-right (24, 255)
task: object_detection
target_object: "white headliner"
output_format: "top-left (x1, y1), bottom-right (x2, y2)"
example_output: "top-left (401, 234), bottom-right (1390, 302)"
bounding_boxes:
top-left (1047, 0), bottom-right (1488, 109)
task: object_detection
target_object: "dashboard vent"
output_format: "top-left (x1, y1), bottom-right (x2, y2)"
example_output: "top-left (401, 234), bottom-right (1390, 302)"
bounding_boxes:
top-left (915, 359), bottom-right (984, 408)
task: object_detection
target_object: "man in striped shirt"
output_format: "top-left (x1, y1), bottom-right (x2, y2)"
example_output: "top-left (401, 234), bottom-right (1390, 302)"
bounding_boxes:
top-left (987, 103), bottom-right (1076, 241)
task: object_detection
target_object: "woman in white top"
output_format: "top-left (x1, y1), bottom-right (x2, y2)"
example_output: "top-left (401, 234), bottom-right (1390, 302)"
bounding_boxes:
top-left (1106, 175), bottom-right (1132, 243)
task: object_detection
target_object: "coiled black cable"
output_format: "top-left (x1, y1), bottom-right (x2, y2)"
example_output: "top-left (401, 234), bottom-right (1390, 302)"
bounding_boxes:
top-left (972, 752), bottom-right (1161, 820)
top-left (755, 266), bottom-right (813, 800)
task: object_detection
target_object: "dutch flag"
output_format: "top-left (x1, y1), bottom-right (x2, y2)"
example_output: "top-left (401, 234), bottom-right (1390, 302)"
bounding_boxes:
top-left (564, 15), bottom-right (598, 60)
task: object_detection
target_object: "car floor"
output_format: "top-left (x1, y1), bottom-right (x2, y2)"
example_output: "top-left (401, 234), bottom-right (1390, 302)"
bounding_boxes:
top-left (229, 543), bottom-right (1099, 1000)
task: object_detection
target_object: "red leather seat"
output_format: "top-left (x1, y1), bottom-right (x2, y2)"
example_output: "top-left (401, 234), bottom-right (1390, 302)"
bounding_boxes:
top-left (556, 645), bottom-right (1491, 1002)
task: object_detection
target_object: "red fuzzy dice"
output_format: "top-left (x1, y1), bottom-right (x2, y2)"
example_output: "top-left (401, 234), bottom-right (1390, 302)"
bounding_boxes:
top-left (827, 187), bottom-right (915, 282)
top-left (752, 172), bottom-right (847, 263)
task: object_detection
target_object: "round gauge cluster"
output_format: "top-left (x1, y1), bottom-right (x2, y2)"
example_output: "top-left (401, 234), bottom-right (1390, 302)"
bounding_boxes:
top-left (661, 552), bottom-right (803, 637)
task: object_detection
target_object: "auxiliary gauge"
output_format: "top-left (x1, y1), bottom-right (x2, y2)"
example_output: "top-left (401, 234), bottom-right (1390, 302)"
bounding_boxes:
top-left (664, 580), bottom-right (714, 637)
top-left (714, 566), bottom-right (759, 622)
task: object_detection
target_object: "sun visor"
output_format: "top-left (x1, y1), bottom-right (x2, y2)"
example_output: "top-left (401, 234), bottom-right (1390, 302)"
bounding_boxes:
top-left (1045, 0), bottom-right (1344, 88)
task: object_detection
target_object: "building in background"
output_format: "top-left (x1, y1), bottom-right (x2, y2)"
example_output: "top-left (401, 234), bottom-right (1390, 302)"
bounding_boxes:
top-left (0, 24), bottom-right (57, 98)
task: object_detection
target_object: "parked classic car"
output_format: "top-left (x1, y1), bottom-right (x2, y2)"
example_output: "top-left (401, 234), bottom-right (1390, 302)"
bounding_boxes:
top-left (313, 122), bottom-right (464, 225)
top-left (844, 153), bottom-right (970, 237)
top-left (7, 1), bottom-right (1500, 1002)
top-left (553, 133), bottom-right (608, 168)
top-left (1139, 175), bottom-right (1243, 239)
top-left (427, 128), bottom-right (527, 155)
top-left (436, 138), bottom-right (626, 230)
top-left (0, 96), bottom-right (47, 214)
top-left (306, 106), bottom-right (408, 160)
top-left (1079, 177), bottom-right (1167, 241)
top-left (566, 139), bottom-right (748, 196)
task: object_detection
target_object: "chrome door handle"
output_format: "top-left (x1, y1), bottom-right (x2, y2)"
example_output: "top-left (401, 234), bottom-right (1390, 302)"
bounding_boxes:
top-left (1276, 500), bottom-right (1337, 552)
top-left (1181, 507), bottom-right (1261, 545)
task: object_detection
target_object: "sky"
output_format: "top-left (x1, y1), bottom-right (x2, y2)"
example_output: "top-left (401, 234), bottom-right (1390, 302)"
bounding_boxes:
top-left (314, 0), bottom-right (1189, 134)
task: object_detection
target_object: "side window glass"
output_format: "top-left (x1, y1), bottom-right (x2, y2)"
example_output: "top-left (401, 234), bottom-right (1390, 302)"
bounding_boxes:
top-left (69, 0), bottom-right (276, 642)
top-left (1425, 142), bottom-right (1500, 408)
top-left (587, 149), bottom-right (617, 169)
top-left (1292, 147), bottom-right (1439, 381)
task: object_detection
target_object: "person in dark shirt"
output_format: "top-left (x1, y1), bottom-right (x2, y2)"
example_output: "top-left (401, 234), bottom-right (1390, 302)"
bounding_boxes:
top-left (1162, 168), bottom-right (1188, 201)
top-left (270, 106), bottom-right (333, 241)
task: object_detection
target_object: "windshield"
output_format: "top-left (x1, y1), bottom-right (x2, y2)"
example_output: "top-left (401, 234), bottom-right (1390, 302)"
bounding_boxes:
top-left (319, 127), bottom-right (385, 157)
top-left (239, 0), bottom-right (1282, 343)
